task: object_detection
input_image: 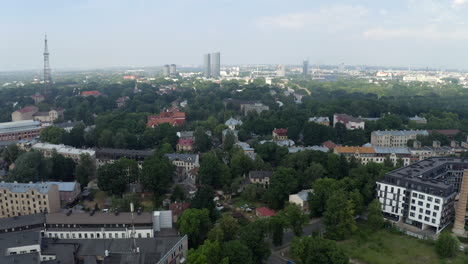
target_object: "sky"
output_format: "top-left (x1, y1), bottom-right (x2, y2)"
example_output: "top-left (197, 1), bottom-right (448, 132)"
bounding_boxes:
top-left (2, 0), bottom-right (468, 71)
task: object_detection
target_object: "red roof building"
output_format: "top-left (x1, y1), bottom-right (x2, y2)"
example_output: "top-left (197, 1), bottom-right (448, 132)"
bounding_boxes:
top-left (177, 138), bottom-right (195, 152)
top-left (147, 107), bottom-right (186, 128)
top-left (81, 91), bottom-right (101, 97)
top-left (322, 140), bottom-right (337, 150)
top-left (123, 75), bottom-right (136, 80)
top-left (169, 202), bottom-right (190, 222)
top-left (272, 128), bottom-right (288, 140)
top-left (256, 207), bottom-right (276, 218)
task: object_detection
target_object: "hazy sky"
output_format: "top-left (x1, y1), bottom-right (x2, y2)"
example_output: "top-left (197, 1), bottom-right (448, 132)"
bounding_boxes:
top-left (2, 0), bottom-right (468, 71)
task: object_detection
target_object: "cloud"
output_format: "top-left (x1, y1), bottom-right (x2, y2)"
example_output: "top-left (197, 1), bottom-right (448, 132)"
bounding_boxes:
top-left (453, 0), bottom-right (468, 7)
top-left (363, 26), bottom-right (468, 40)
top-left (256, 4), bottom-right (368, 31)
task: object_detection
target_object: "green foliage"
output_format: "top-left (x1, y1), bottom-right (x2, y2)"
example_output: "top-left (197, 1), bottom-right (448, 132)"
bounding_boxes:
top-left (269, 215), bottom-right (286, 246)
top-left (324, 192), bottom-right (357, 240)
top-left (199, 152), bottom-right (230, 188)
top-left (1, 144), bottom-right (24, 164)
top-left (40, 126), bottom-right (66, 144)
top-left (140, 154), bottom-right (174, 196)
top-left (264, 167), bottom-right (298, 209)
top-left (367, 199), bottom-right (384, 230)
top-left (308, 178), bottom-right (341, 217)
top-left (239, 220), bottom-right (271, 263)
top-left (50, 150), bottom-right (76, 181)
top-left (8, 151), bottom-right (51, 182)
top-left (97, 158), bottom-right (137, 196)
top-left (255, 142), bottom-right (288, 166)
top-left (195, 127), bottom-right (212, 152)
top-left (291, 236), bottom-right (348, 264)
top-left (171, 184), bottom-right (186, 202)
top-left (75, 153), bottom-right (95, 188)
top-left (178, 208), bottom-right (212, 247)
top-left (191, 185), bottom-right (218, 221)
top-left (278, 204), bottom-right (308, 236)
top-left (435, 233), bottom-right (459, 258)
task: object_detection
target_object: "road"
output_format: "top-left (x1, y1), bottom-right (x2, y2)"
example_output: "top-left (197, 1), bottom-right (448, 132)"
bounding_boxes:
top-left (267, 218), bottom-right (325, 264)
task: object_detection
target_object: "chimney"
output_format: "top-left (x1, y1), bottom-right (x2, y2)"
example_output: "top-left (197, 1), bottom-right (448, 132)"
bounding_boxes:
top-left (433, 141), bottom-right (441, 148)
top-left (413, 140), bottom-right (422, 149)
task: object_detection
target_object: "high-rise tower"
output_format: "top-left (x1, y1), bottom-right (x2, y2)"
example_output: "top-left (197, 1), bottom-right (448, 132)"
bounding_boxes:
top-left (43, 34), bottom-right (52, 86)
top-left (302, 60), bottom-right (309, 76)
top-left (204, 54), bottom-right (211, 78)
top-left (211, 52), bottom-right (220, 78)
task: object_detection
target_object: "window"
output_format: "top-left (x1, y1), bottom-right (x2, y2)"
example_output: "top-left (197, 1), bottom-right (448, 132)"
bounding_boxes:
top-left (424, 216), bottom-right (429, 221)
top-left (411, 206), bottom-right (416, 210)
top-left (434, 206), bottom-right (440, 210)
top-left (427, 197), bottom-right (432, 202)
top-left (418, 201), bottom-right (423, 206)
top-left (418, 215), bottom-right (422, 219)
top-left (435, 198), bottom-right (441, 204)
top-left (410, 212), bottom-right (415, 217)
top-left (433, 212), bottom-right (437, 217)
top-left (419, 194), bottom-right (425, 199)
top-left (426, 203), bottom-right (430, 208)
top-left (425, 210), bottom-right (430, 215)
top-left (432, 219), bottom-right (436, 223)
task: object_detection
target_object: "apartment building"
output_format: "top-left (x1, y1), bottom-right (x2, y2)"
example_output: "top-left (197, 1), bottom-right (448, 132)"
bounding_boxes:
top-left (308, 116), bottom-right (330, 126)
top-left (376, 157), bottom-right (468, 233)
top-left (371, 130), bottom-right (429, 147)
top-left (0, 182), bottom-right (60, 218)
top-left (95, 148), bottom-right (154, 168)
top-left (32, 143), bottom-right (95, 163)
top-left (334, 146), bottom-right (411, 166)
top-left (0, 120), bottom-right (42, 142)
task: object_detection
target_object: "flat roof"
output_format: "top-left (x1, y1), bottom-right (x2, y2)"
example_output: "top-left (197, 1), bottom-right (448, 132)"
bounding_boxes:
top-left (0, 120), bottom-right (41, 134)
top-left (0, 230), bottom-right (41, 249)
top-left (372, 130), bottom-right (429, 137)
top-left (32, 143), bottom-right (95, 156)
top-left (45, 212), bottom-right (153, 225)
top-left (0, 253), bottom-right (40, 264)
top-left (0, 182), bottom-right (56, 194)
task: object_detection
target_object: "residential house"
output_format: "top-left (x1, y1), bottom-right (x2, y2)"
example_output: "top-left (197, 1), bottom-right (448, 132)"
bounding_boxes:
top-left (177, 138), bottom-right (194, 152)
top-left (333, 114), bottom-right (365, 130)
top-left (371, 130), bottom-right (429, 147)
top-left (33, 109), bottom-right (64, 124)
top-left (165, 154), bottom-right (200, 171)
top-left (116, 96), bottom-right (129, 108)
top-left (31, 93), bottom-right (45, 104)
top-left (289, 189), bottom-right (313, 212)
top-left (225, 117), bottom-right (243, 130)
top-left (248, 170), bottom-right (272, 188)
top-left (309, 117), bottom-right (330, 126)
top-left (11, 106), bottom-right (39, 121)
top-left (256, 207), bottom-right (276, 218)
top-left (272, 128), bottom-right (288, 140)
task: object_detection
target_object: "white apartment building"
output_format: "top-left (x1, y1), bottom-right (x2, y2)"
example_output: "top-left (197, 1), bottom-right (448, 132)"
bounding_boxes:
top-left (371, 130), bottom-right (429, 147)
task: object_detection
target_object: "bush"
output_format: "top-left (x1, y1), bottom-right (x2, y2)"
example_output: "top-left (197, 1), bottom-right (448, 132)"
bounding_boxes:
top-left (436, 233), bottom-right (459, 258)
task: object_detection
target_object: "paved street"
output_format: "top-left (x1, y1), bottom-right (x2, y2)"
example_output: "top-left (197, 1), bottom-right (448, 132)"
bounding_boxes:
top-left (267, 218), bottom-right (325, 264)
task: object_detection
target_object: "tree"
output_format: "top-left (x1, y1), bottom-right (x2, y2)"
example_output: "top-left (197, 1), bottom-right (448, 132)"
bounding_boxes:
top-left (239, 220), bottom-right (271, 263)
top-left (178, 208), bottom-right (212, 247)
top-left (222, 240), bottom-right (254, 264)
top-left (324, 192), bottom-right (357, 240)
top-left (269, 215), bottom-right (285, 246)
top-left (215, 214), bottom-right (239, 242)
top-left (8, 151), bottom-right (51, 182)
top-left (50, 150), bottom-right (76, 181)
top-left (223, 130), bottom-right (236, 151)
top-left (188, 240), bottom-right (226, 264)
top-left (241, 183), bottom-right (265, 202)
top-left (171, 184), bottom-right (186, 202)
top-left (97, 163), bottom-right (127, 195)
top-left (40, 126), bottom-right (66, 144)
top-left (191, 185), bottom-right (218, 221)
top-left (308, 178), bottom-right (341, 217)
top-left (140, 154), bottom-right (174, 196)
top-left (64, 123), bottom-right (86, 147)
top-left (256, 142), bottom-right (288, 166)
top-left (367, 199), bottom-right (384, 230)
top-left (199, 152), bottom-right (230, 188)
top-left (1, 144), bottom-right (24, 164)
top-left (435, 233), bottom-right (459, 258)
top-left (301, 162), bottom-right (326, 189)
top-left (291, 236), bottom-right (348, 264)
top-left (264, 167), bottom-right (298, 209)
top-left (279, 204), bottom-right (308, 236)
top-left (75, 153), bottom-right (95, 188)
top-left (195, 127), bottom-right (211, 152)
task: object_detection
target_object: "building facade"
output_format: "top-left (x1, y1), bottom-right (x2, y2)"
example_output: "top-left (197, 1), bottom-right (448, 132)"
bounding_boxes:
top-left (211, 52), bottom-right (220, 78)
top-left (165, 154), bottom-right (200, 171)
top-left (334, 146), bottom-right (411, 166)
top-left (371, 130), bottom-right (429, 147)
top-left (0, 182), bottom-right (60, 218)
top-left (11, 106), bottom-right (39, 122)
top-left (309, 116), bottom-right (330, 126)
top-left (272, 128), bottom-right (288, 140)
top-left (0, 120), bottom-right (42, 142)
top-left (204, 54), bottom-right (211, 78)
top-left (95, 148), bottom-right (154, 168)
top-left (376, 157), bottom-right (468, 233)
top-left (333, 114), bottom-right (365, 130)
top-left (32, 143), bottom-right (95, 163)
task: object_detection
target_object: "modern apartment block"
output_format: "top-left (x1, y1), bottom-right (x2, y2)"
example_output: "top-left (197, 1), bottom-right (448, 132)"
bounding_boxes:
top-left (371, 130), bottom-right (429, 147)
top-left (0, 182), bottom-right (60, 218)
top-left (0, 120), bottom-right (42, 142)
top-left (376, 157), bottom-right (468, 233)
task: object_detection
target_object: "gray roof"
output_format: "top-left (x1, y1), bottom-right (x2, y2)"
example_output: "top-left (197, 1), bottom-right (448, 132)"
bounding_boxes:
top-left (165, 153), bottom-right (198, 164)
top-left (225, 117), bottom-right (243, 127)
top-left (294, 189), bottom-right (313, 201)
top-left (45, 181), bottom-right (79, 192)
top-left (0, 230), bottom-right (41, 249)
top-left (45, 212), bottom-right (153, 225)
top-left (0, 120), bottom-right (41, 134)
top-left (409, 115), bottom-right (427, 121)
top-left (373, 130), bottom-right (429, 136)
top-left (249, 171), bottom-right (272, 179)
top-left (0, 213), bottom-right (45, 231)
top-left (308, 117), bottom-right (329, 123)
top-left (288, 146), bottom-right (329, 153)
top-left (374, 147), bottom-right (411, 154)
top-left (0, 182), bottom-right (56, 194)
top-left (0, 253), bottom-right (41, 264)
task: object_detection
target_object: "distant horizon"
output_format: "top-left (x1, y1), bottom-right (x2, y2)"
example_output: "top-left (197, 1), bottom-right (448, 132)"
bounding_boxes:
top-left (2, 1), bottom-right (468, 72)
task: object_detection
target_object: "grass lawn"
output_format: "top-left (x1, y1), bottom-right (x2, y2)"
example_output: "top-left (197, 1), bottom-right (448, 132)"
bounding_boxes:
top-left (339, 227), bottom-right (468, 264)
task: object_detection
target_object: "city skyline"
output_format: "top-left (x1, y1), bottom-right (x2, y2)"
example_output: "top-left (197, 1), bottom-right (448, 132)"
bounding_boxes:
top-left (2, 0), bottom-right (468, 71)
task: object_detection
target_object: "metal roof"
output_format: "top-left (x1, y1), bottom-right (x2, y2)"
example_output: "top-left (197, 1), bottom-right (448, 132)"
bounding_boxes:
top-left (373, 130), bottom-right (429, 136)
top-left (0, 182), bottom-right (56, 194)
